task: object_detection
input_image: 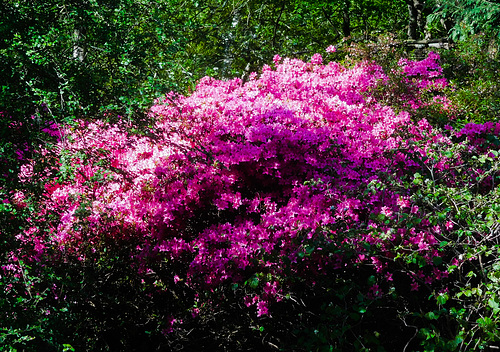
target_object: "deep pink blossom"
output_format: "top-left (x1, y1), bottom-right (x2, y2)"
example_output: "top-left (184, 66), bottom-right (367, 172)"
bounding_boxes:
top-left (326, 45), bottom-right (336, 53)
top-left (6, 51), bottom-right (475, 319)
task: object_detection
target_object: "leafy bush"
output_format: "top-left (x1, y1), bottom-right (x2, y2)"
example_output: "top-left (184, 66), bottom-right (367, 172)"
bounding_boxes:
top-left (2, 50), bottom-right (500, 351)
top-left (439, 34), bottom-right (500, 126)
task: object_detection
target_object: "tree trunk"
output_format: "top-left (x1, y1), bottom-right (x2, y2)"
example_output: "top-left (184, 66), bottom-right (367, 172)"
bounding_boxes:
top-left (343, 0), bottom-right (351, 38)
top-left (72, 29), bottom-right (86, 62)
top-left (406, 0), bottom-right (426, 40)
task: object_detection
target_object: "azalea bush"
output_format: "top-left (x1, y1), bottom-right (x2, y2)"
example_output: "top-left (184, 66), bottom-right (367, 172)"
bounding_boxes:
top-left (2, 50), bottom-right (500, 351)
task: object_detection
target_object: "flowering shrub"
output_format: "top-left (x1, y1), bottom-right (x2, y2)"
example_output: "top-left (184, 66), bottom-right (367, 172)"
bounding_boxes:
top-left (3, 51), bottom-right (500, 350)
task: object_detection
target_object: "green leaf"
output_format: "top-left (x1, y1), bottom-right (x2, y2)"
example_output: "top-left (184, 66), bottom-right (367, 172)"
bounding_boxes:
top-left (437, 293), bottom-right (449, 305)
top-left (432, 256), bottom-right (443, 266)
top-left (63, 344), bottom-right (76, 352)
top-left (248, 276), bottom-right (259, 289)
top-left (477, 317), bottom-right (494, 328)
top-left (488, 296), bottom-right (500, 311)
top-left (426, 311), bottom-right (439, 320)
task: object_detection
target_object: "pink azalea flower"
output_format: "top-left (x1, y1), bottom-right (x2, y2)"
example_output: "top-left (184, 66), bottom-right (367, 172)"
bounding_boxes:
top-left (326, 45), bottom-right (336, 53)
top-left (256, 300), bottom-right (269, 317)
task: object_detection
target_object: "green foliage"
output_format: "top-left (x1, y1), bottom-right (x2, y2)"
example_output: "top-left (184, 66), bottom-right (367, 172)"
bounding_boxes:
top-left (381, 125), bottom-right (500, 351)
top-left (439, 34), bottom-right (500, 126)
top-left (428, 0), bottom-right (500, 42)
top-left (173, 0), bottom-right (408, 81)
top-left (0, 0), bottom-right (194, 123)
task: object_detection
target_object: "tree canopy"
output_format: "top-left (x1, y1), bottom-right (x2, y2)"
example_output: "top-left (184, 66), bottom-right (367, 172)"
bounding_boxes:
top-left (428, 0), bottom-right (500, 41)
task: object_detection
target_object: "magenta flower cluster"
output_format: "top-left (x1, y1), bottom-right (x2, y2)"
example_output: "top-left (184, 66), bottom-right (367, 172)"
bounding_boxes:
top-left (6, 51), bottom-right (491, 320)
